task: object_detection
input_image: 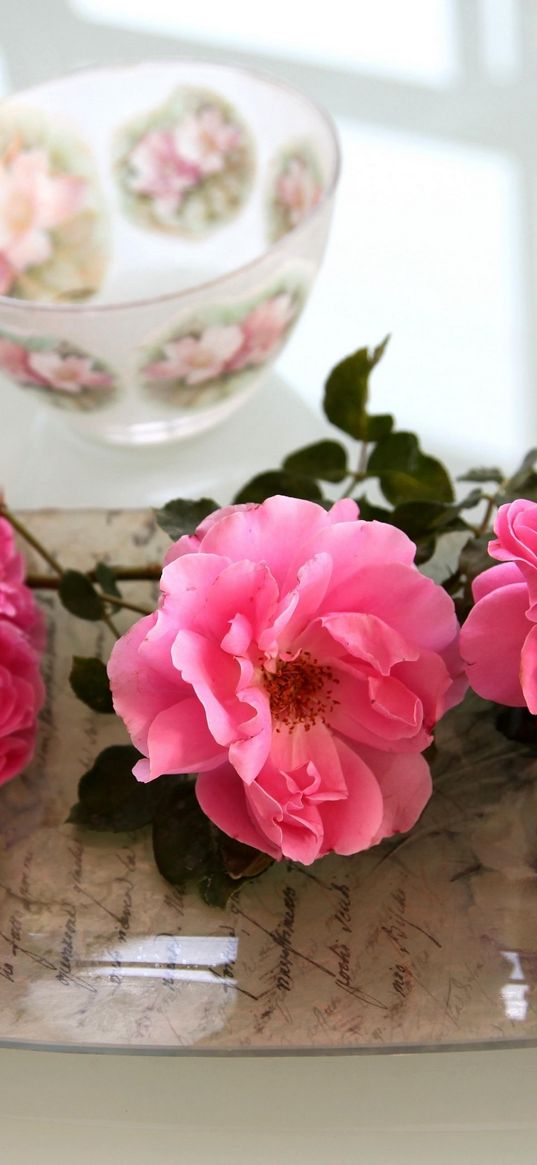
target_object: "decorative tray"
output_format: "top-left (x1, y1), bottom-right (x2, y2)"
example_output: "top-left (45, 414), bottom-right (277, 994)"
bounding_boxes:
top-left (1, 509), bottom-right (535, 1053)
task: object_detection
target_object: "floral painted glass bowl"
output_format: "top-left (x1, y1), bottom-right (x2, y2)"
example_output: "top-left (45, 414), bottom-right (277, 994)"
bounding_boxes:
top-left (0, 62), bottom-right (339, 444)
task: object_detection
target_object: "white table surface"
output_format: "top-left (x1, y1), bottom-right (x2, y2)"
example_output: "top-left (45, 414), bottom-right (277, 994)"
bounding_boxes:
top-left (2, 2), bottom-right (537, 1159)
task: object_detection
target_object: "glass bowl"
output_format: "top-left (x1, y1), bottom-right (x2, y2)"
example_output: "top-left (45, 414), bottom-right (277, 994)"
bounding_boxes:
top-left (0, 61), bottom-right (340, 445)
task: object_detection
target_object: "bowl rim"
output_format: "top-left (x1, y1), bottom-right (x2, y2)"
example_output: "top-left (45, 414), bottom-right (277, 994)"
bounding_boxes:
top-left (0, 58), bottom-right (341, 317)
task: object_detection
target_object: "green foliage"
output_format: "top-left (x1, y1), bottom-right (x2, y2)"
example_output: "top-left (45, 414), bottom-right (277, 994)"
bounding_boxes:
top-left (283, 440), bottom-right (348, 483)
top-left (323, 336), bottom-right (390, 440)
top-left (458, 468), bottom-right (504, 485)
top-left (67, 745), bottom-right (161, 831)
top-left (69, 656), bottom-right (114, 714)
top-left (95, 561), bottom-right (121, 597)
top-left (59, 570), bottom-right (104, 621)
top-left (233, 470), bottom-right (323, 504)
top-left (367, 432), bottom-right (455, 505)
top-left (155, 497), bottom-right (219, 540)
top-left (502, 449), bottom-right (537, 502)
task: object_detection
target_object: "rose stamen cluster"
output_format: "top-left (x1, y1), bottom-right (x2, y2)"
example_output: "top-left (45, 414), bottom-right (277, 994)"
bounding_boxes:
top-left (0, 515), bottom-right (45, 785)
top-left (109, 497), bottom-right (467, 865)
top-left (262, 651), bottom-right (339, 733)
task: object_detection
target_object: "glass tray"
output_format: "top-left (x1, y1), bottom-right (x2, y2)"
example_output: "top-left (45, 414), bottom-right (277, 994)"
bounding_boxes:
top-left (0, 509), bottom-right (536, 1054)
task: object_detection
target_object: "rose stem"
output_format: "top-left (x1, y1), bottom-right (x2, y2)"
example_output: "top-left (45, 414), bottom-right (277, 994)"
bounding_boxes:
top-left (0, 504), bottom-right (124, 637)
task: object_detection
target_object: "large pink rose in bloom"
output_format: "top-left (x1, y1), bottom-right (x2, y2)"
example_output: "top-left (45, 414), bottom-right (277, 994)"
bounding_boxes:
top-left (461, 499), bottom-right (537, 710)
top-left (0, 620), bottom-right (44, 786)
top-left (109, 497), bottom-right (466, 864)
top-left (0, 517), bottom-right (45, 650)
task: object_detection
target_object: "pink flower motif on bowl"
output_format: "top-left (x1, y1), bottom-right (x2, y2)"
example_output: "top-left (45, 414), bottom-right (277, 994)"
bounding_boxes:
top-left (268, 146), bottom-right (324, 242)
top-left (0, 109), bottom-right (109, 301)
top-left (0, 147), bottom-right (85, 297)
top-left (0, 330), bottom-right (117, 411)
top-left (140, 283), bottom-right (303, 408)
top-left (115, 88), bottom-right (254, 236)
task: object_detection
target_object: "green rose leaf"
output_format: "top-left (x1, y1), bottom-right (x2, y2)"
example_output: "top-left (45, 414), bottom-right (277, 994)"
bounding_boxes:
top-left (217, 833), bottom-right (273, 880)
top-left (155, 497), bottom-right (219, 540)
top-left (362, 413), bottom-right (394, 442)
top-left (233, 471), bottom-right (323, 505)
top-left (152, 780), bottom-right (212, 887)
top-left (353, 496), bottom-right (394, 522)
top-left (283, 440), bottom-right (348, 483)
top-left (367, 432), bottom-right (454, 505)
top-left (67, 745), bottom-right (165, 831)
top-left (502, 449), bottom-right (537, 502)
top-left (95, 561), bottom-right (121, 598)
top-left (458, 468), bottom-right (504, 485)
top-left (390, 490), bottom-right (482, 541)
top-left (323, 336), bottom-right (390, 440)
top-left (69, 656), bottom-right (114, 714)
top-left (58, 570), bottom-right (104, 621)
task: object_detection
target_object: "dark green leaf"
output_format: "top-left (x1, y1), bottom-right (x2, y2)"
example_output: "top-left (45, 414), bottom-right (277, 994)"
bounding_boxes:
top-left (323, 337), bottom-right (390, 439)
top-left (95, 561), bottom-right (121, 598)
top-left (458, 468), bottom-right (504, 485)
top-left (69, 656), bottom-right (114, 714)
top-left (495, 707), bottom-right (537, 751)
top-left (155, 497), bottom-right (219, 540)
top-left (283, 440), bottom-right (348, 483)
top-left (353, 496), bottom-right (393, 522)
top-left (67, 745), bottom-right (171, 831)
top-left (502, 449), bottom-right (537, 502)
top-left (459, 534), bottom-right (494, 583)
top-left (390, 491), bottom-right (482, 540)
top-left (199, 868), bottom-right (238, 908)
top-left (361, 413), bottom-right (394, 441)
top-left (152, 780), bottom-right (211, 886)
top-left (218, 833), bottom-right (273, 880)
top-left (233, 471), bottom-right (323, 505)
top-left (58, 570), bottom-right (104, 621)
top-left (367, 432), bottom-right (454, 505)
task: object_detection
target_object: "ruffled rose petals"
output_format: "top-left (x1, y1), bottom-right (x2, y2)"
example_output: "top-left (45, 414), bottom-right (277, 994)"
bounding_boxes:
top-left (461, 500), bottom-right (537, 716)
top-left (108, 494), bottom-right (467, 866)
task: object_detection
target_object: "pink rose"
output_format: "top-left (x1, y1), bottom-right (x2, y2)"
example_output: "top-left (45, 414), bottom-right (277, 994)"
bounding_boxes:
top-left (0, 517), bottom-right (45, 650)
top-left (488, 499), bottom-right (537, 607)
top-left (109, 497), bottom-right (466, 864)
top-left (461, 499), bottom-right (537, 710)
top-left (0, 621), bottom-right (44, 786)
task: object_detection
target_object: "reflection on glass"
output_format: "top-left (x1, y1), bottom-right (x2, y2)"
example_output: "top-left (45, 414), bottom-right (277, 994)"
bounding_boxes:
top-left (80, 936), bottom-right (238, 985)
top-left (501, 950), bottom-right (529, 1022)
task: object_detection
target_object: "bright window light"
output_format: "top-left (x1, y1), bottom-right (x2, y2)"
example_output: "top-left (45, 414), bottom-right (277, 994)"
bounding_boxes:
top-left (69, 0), bottom-right (457, 86)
